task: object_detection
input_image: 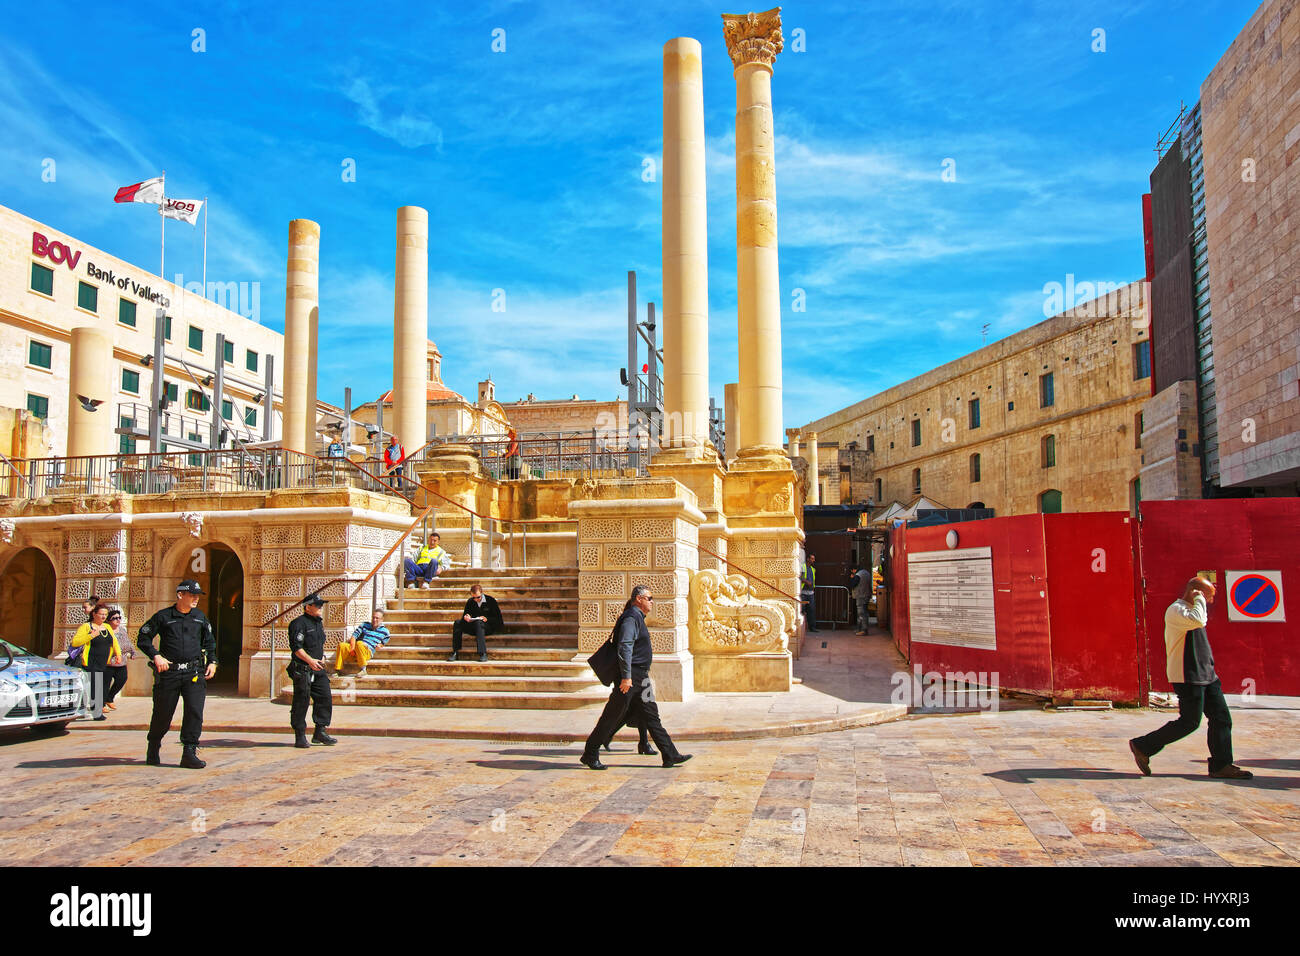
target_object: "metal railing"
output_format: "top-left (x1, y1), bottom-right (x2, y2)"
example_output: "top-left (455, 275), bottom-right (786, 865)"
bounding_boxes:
top-left (117, 401), bottom-right (260, 448)
top-left (1, 449), bottom-right (405, 500)
top-left (814, 585), bottom-right (853, 626)
top-left (430, 433), bottom-right (649, 479)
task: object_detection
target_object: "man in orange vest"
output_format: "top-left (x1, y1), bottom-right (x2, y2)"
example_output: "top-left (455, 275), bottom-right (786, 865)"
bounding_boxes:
top-left (383, 435), bottom-right (406, 491)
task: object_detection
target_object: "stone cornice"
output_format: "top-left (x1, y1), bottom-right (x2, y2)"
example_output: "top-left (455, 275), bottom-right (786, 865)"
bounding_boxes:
top-left (722, 7), bottom-right (783, 69)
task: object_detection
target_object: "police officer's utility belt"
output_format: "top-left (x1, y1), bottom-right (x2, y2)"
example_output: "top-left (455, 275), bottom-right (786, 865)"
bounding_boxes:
top-left (172, 658), bottom-right (205, 672)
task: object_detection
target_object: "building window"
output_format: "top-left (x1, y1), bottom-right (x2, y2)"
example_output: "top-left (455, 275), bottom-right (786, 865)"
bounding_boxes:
top-left (164, 382), bottom-right (179, 404)
top-left (1042, 434), bottom-right (1057, 468)
top-left (77, 281), bottom-right (98, 313)
top-left (1040, 372), bottom-right (1054, 408)
top-left (118, 298), bottom-right (137, 327)
top-left (1040, 489), bottom-right (1063, 514)
top-left (970, 453), bottom-right (981, 483)
top-left (119, 416), bottom-right (135, 455)
top-left (188, 432), bottom-right (203, 467)
top-left (30, 262), bottom-right (54, 296)
top-left (874, 478), bottom-right (882, 502)
top-left (244, 406), bottom-right (258, 427)
top-left (26, 394), bottom-right (49, 420)
top-left (186, 389), bottom-right (209, 412)
top-left (911, 419), bottom-right (921, 447)
top-left (188, 326), bottom-right (204, 351)
top-left (969, 398), bottom-right (980, 430)
top-left (121, 369), bottom-right (140, 394)
top-left (1135, 412), bottom-right (1143, 450)
top-left (912, 468), bottom-right (921, 495)
top-left (1007, 400), bottom-right (1014, 411)
top-left (223, 340), bottom-right (234, 364)
top-left (246, 349), bottom-right (259, 372)
top-left (866, 434), bottom-right (874, 453)
top-left (164, 315), bottom-right (173, 340)
top-left (1133, 341), bottom-right (1151, 380)
top-left (28, 340), bottom-right (53, 370)
top-left (221, 399), bottom-right (233, 421)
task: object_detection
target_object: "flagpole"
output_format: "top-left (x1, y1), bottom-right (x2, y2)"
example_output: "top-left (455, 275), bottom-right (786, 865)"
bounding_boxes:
top-left (159, 205), bottom-right (165, 279)
top-left (202, 196), bottom-right (208, 299)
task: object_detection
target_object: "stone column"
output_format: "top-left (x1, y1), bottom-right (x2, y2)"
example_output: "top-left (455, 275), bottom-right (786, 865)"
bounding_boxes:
top-left (394, 206), bottom-right (429, 459)
top-left (725, 383), bottom-right (740, 461)
top-left (67, 326), bottom-right (113, 460)
top-left (806, 431), bottom-right (820, 505)
top-left (283, 219), bottom-right (319, 455)
top-left (724, 8), bottom-right (785, 459)
top-left (786, 428), bottom-right (800, 460)
top-left (661, 36), bottom-right (711, 455)
top-left (306, 305), bottom-right (319, 454)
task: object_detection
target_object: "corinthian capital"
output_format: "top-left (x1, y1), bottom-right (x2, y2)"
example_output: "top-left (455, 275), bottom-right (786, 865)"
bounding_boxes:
top-left (722, 7), bottom-right (783, 69)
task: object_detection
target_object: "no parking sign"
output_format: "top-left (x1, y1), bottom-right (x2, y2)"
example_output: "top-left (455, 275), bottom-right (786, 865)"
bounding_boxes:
top-left (1225, 570), bottom-right (1285, 622)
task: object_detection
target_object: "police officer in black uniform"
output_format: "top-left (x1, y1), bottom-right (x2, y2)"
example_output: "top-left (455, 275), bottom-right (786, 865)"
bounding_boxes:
top-left (137, 579), bottom-right (217, 769)
top-left (288, 593), bottom-right (337, 748)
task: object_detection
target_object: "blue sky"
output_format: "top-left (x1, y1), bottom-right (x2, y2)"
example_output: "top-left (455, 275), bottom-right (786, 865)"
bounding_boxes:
top-left (0, 0), bottom-right (1260, 428)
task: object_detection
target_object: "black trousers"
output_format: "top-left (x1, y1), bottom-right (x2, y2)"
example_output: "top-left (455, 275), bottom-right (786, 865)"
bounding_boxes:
top-left (104, 665), bottom-right (129, 704)
top-left (1133, 678), bottom-right (1235, 772)
top-left (147, 671), bottom-right (206, 747)
top-left (290, 667), bottom-right (333, 732)
top-left (802, 593), bottom-right (818, 631)
top-left (605, 709), bottom-right (650, 748)
top-left (452, 620), bottom-right (488, 656)
top-left (584, 670), bottom-right (677, 760)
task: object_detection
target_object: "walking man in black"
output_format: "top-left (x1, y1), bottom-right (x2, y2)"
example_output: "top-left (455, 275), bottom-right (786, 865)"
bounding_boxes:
top-left (1129, 575), bottom-right (1252, 779)
top-left (288, 593), bottom-right (337, 748)
top-left (580, 584), bottom-right (691, 770)
top-left (449, 584), bottom-right (503, 662)
top-left (137, 579), bottom-right (217, 769)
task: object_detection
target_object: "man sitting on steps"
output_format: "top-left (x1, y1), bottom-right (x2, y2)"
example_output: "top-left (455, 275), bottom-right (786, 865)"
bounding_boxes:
top-left (404, 533), bottom-right (449, 589)
top-left (333, 608), bottom-right (390, 679)
top-left (449, 584), bottom-right (503, 662)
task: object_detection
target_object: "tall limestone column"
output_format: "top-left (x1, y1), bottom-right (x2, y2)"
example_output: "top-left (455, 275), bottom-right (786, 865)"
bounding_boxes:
top-left (661, 36), bottom-right (711, 455)
top-left (651, 36), bottom-right (730, 609)
top-left (806, 431), bottom-right (820, 505)
top-left (393, 206), bottom-right (429, 458)
top-left (67, 327), bottom-right (113, 461)
top-left (725, 8), bottom-right (785, 460)
top-left (717, 9), bottom-right (800, 685)
top-left (786, 428), bottom-right (800, 460)
top-left (283, 219), bottom-right (319, 455)
top-left (725, 384), bottom-right (741, 461)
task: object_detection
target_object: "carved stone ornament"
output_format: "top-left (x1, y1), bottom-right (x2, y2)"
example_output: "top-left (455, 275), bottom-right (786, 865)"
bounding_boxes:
top-left (0, 518), bottom-right (14, 545)
top-left (689, 568), bottom-right (792, 654)
top-left (179, 512), bottom-right (204, 538)
top-left (722, 7), bottom-right (784, 69)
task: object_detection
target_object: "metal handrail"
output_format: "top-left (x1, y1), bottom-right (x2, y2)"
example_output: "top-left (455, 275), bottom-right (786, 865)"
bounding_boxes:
top-left (696, 542), bottom-right (802, 603)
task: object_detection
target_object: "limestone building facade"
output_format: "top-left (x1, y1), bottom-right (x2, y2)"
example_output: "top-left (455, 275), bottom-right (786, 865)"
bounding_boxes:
top-left (0, 203), bottom-right (285, 458)
top-left (796, 283), bottom-right (1151, 516)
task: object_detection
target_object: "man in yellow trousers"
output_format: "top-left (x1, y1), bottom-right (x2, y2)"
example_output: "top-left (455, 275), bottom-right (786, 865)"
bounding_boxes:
top-left (333, 608), bottom-right (390, 679)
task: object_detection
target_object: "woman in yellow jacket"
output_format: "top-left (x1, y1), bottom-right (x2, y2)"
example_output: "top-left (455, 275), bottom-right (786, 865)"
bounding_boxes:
top-left (70, 602), bottom-right (120, 721)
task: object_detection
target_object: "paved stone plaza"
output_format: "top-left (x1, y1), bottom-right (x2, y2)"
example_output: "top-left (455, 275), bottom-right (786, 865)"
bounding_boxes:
top-left (2, 698), bottom-right (1297, 867)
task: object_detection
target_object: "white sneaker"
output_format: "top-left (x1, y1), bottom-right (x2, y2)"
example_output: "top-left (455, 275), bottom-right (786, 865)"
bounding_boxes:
top-left (421, 582), bottom-right (430, 589)
top-left (356, 668), bottom-right (367, 678)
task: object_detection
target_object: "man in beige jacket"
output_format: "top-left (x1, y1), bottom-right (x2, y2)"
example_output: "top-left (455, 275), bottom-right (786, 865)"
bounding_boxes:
top-left (1129, 576), bottom-right (1252, 780)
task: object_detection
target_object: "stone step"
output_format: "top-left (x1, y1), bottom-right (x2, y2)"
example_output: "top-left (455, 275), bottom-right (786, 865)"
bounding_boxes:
top-left (387, 589), bottom-right (577, 602)
top-left (322, 688), bottom-right (607, 709)
top-left (436, 566), bottom-right (579, 576)
top-left (384, 610), bottom-right (578, 625)
top-left (383, 624), bottom-right (576, 637)
top-left (381, 647), bottom-right (577, 661)
top-left (342, 673), bottom-right (600, 693)
top-left (365, 659), bottom-right (591, 677)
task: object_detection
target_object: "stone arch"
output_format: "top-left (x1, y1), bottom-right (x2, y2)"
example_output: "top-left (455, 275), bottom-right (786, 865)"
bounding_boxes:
top-left (158, 533), bottom-right (250, 693)
top-left (0, 544), bottom-right (59, 657)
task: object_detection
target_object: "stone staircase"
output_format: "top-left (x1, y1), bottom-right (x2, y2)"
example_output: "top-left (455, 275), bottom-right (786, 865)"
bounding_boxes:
top-left (313, 566), bottom-right (608, 709)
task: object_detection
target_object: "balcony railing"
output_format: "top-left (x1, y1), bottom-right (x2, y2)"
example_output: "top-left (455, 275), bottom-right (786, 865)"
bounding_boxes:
top-left (116, 401), bottom-right (261, 449)
top-left (1, 449), bottom-right (404, 500)
top-left (430, 434), bottom-right (649, 479)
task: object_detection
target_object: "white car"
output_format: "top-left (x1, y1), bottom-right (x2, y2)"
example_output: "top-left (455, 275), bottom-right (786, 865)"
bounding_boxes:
top-left (0, 639), bottom-right (92, 735)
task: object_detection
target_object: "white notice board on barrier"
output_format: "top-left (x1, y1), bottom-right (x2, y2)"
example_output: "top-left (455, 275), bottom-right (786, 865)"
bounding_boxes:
top-left (908, 546), bottom-right (997, 650)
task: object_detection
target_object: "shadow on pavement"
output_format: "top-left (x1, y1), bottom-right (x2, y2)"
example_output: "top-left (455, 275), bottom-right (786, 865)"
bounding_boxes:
top-left (17, 756), bottom-right (139, 768)
top-left (987, 768), bottom-right (1299, 790)
top-left (471, 759), bottom-right (579, 771)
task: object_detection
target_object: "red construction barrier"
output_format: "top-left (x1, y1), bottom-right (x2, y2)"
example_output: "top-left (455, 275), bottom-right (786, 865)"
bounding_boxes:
top-left (886, 500), bottom-right (1300, 702)
top-left (1137, 499), bottom-right (1300, 697)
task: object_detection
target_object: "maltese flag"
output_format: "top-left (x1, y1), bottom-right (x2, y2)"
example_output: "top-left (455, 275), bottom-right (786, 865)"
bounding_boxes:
top-left (160, 197), bottom-right (203, 225)
top-left (114, 176), bottom-right (164, 204)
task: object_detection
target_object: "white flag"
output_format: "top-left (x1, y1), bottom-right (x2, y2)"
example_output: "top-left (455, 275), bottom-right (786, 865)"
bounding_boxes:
top-left (160, 197), bottom-right (203, 225)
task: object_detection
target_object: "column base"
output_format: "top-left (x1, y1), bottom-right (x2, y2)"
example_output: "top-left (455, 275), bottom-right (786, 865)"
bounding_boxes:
top-left (649, 651), bottom-right (694, 702)
top-left (694, 651), bottom-right (791, 692)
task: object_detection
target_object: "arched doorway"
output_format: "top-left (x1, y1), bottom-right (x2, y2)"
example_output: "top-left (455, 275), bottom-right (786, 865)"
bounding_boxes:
top-left (0, 548), bottom-right (57, 657)
top-left (204, 544), bottom-right (244, 691)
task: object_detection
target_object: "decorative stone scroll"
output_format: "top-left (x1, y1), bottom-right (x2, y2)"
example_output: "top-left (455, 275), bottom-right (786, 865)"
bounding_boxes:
top-left (0, 518), bottom-right (14, 544)
top-left (179, 512), bottom-right (204, 538)
top-left (721, 7), bottom-right (784, 69)
top-left (689, 568), bottom-right (793, 654)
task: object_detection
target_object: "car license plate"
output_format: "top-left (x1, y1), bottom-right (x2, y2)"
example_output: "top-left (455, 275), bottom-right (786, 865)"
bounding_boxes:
top-left (40, 694), bottom-right (77, 707)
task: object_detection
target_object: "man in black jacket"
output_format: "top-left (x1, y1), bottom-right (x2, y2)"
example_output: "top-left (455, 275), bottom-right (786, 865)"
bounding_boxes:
top-left (449, 584), bottom-right (503, 662)
top-left (580, 584), bottom-right (691, 770)
top-left (137, 579), bottom-right (217, 769)
top-left (288, 593), bottom-right (336, 748)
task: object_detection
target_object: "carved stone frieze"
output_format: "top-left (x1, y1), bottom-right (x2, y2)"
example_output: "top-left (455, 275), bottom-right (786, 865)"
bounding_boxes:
top-left (689, 568), bottom-right (792, 654)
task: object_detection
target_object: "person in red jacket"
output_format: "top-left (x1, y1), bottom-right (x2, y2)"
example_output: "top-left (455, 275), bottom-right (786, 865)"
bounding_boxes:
top-left (382, 435), bottom-right (406, 491)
